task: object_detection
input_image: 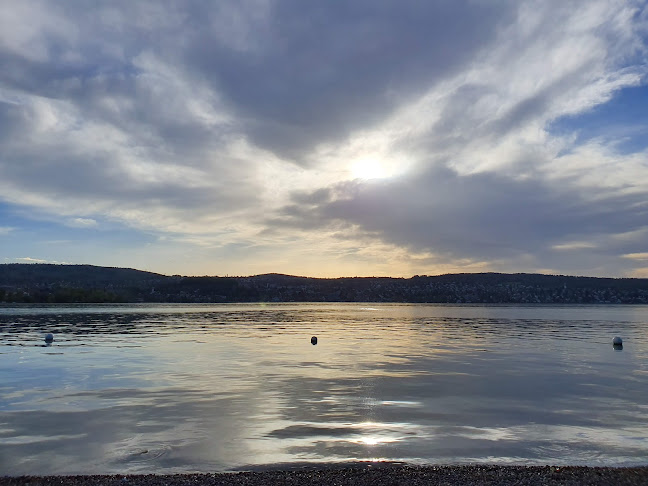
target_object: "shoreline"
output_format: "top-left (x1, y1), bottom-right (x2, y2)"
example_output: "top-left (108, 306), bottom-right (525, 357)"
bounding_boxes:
top-left (3, 465), bottom-right (648, 486)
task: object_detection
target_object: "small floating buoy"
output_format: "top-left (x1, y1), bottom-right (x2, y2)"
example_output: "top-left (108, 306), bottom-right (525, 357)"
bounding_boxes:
top-left (45, 333), bottom-right (54, 343)
top-left (311, 336), bottom-right (318, 345)
top-left (613, 336), bottom-right (622, 345)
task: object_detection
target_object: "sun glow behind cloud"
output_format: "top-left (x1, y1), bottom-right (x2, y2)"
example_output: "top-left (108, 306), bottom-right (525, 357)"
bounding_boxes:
top-left (349, 157), bottom-right (406, 180)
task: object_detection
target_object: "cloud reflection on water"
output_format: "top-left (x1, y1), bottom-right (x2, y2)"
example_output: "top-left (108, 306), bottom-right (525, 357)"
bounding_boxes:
top-left (1, 303), bottom-right (647, 474)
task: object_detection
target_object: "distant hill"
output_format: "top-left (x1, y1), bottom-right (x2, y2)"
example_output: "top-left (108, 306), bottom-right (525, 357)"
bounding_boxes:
top-left (0, 263), bottom-right (163, 286)
top-left (1, 264), bottom-right (648, 304)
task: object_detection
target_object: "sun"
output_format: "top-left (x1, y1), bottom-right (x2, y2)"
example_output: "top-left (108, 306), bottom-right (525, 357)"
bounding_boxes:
top-left (350, 157), bottom-right (392, 180)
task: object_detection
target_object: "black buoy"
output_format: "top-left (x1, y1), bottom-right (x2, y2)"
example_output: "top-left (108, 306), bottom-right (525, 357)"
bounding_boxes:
top-left (311, 336), bottom-right (318, 345)
top-left (613, 336), bottom-right (623, 350)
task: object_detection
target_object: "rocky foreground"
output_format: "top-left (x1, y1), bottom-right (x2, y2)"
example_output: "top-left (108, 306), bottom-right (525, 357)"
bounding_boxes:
top-left (3, 465), bottom-right (648, 486)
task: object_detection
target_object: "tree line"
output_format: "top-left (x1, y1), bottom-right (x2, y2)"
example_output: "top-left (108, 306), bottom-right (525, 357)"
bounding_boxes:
top-left (1, 264), bottom-right (648, 304)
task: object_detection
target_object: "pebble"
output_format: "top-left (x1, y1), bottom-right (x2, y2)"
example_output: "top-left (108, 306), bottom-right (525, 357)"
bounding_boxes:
top-left (3, 465), bottom-right (648, 486)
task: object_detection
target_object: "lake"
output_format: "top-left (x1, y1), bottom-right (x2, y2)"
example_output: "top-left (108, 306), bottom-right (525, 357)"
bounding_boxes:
top-left (1, 303), bottom-right (647, 475)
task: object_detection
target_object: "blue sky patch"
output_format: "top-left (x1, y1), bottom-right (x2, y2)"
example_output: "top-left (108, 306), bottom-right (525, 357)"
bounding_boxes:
top-left (549, 85), bottom-right (648, 154)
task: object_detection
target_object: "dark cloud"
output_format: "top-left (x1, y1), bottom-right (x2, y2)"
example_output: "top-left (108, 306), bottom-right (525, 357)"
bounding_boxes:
top-left (181, 0), bottom-right (515, 161)
top-left (272, 165), bottom-right (648, 272)
top-left (0, 1), bottom-right (516, 163)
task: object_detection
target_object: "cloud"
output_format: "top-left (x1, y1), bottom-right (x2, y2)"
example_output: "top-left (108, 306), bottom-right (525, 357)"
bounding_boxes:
top-left (272, 161), bottom-right (648, 274)
top-left (67, 218), bottom-right (98, 228)
top-left (261, 0), bottom-right (648, 276)
top-left (10, 256), bottom-right (72, 264)
top-left (0, 0), bottom-right (647, 276)
top-left (13, 257), bottom-right (49, 263)
top-left (182, 0), bottom-right (515, 161)
top-left (0, 226), bottom-right (14, 235)
top-left (551, 242), bottom-right (598, 251)
top-left (623, 253), bottom-right (648, 261)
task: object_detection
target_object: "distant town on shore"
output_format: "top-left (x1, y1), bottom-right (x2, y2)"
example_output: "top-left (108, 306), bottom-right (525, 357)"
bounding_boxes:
top-left (1, 264), bottom-right (648, 304)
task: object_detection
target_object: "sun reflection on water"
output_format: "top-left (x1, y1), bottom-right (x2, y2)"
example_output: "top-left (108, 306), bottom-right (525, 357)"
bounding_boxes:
top-left (1, 303), bottom-right (648, 474)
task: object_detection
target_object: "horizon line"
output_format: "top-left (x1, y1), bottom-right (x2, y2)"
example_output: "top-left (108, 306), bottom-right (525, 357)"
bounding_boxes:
top-left (2, 262), bottom-right (646, 281)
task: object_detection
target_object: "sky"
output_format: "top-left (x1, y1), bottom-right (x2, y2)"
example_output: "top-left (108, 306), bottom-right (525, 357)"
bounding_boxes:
top-left (1, 0), bottom-right (647, 278)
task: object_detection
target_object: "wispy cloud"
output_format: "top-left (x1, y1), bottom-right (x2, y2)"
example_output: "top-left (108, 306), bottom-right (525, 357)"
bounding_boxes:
top-left (552, 242), bottom-right (598, 251)
top-left (623, 253), bottom-right (648, 261)
top-left (14, 257), bottom-right (50, 263)
top-left (66, 218), bottom-right (98, 228)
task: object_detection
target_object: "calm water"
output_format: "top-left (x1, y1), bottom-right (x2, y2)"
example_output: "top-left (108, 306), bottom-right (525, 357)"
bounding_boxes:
top-left (1, 303), bottom-right (647, 474)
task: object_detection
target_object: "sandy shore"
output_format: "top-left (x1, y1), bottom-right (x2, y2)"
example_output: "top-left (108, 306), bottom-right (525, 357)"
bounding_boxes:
top-left (3, 465), bottom-right (648, 486)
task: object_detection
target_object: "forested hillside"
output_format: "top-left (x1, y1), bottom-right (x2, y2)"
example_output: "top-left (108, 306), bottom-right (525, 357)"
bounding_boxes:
top-left (1, 264), bottom-right (647, 304)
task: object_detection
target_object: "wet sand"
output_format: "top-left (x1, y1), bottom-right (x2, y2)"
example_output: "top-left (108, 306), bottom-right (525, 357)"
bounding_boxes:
top-left (3, 465), bottom-right (648, 486)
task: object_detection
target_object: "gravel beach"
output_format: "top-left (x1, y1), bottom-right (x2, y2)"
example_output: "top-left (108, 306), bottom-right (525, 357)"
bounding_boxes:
top-left (3, 465), bottom-right (648, 486)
